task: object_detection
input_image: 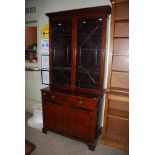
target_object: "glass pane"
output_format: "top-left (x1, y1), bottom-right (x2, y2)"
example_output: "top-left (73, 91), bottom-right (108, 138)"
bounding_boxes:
top-left (76, 18), bottom-right (103, 89)
top-left (51, 21), bottom-right (71, 85)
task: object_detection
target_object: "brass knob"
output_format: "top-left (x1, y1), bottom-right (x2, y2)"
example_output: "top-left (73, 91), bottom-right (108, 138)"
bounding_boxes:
top-left (79, 100), bottom-right (83, 104)
top-left (43, 93), bottom-right (46, 96)
top-left (52, 95), bottom-right (55, 99)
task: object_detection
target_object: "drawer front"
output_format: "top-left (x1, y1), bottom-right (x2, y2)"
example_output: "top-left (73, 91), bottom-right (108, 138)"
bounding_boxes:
top-left (42, 91), bottom-right (97, 108)
top-left (42, 91), bottom-right (66, 102)
top-left (67, 96), bottom-right (97, 108)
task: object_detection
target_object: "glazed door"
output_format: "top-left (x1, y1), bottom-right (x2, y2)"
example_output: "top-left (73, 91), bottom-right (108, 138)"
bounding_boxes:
top-left (76, 18), bottom-right (103, 89)
top-left (43, 102), bottom-right (64, 133)
top-left (66, 104), bottom-right (96, 142)
top-left (51, 20), bottom-right (72, 86)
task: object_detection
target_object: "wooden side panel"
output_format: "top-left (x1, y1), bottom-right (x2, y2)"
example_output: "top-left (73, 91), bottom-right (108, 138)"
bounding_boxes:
top-left (112, 56), bottom-right (129, 71)
top-left (114, 22), bottom-right (129, 37)
top-left (111, 72), bottom-right (129, 89)
top-left (113, 38), bottom-right (129, 55)
top-left (115, 3), bottom-right (129, 19)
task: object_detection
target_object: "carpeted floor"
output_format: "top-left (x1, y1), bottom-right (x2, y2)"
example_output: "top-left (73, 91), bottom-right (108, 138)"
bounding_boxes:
top-left (25, 112), bottom-right (129, 155)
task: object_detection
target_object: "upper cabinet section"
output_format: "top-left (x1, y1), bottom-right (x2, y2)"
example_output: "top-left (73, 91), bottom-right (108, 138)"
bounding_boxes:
top-left (46, 6), bottom-right (110, 92)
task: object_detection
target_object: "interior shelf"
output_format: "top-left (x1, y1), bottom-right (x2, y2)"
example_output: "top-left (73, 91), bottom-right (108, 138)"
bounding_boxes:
top-left (113, 36), bottom-right (129, 39)
top-left (112, 53), bottom-right (129, 56)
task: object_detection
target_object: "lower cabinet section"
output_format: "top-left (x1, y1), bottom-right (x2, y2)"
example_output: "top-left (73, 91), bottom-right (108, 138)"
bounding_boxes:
top-left (41, 87), bottom-right (103, 150)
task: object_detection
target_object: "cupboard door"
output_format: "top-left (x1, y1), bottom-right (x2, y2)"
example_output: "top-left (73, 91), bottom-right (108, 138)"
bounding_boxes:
top-left (42, 102), bottom-right (64, 132)
top-left (67, 104), bottom-right (96, 142)
top-left (76, 18), bottom-right (103, 89)
top-left (51, 20), bottom-right (72, 85)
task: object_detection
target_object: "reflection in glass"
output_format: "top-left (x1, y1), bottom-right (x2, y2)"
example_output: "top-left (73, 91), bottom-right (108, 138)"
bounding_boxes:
top-left (51, 21), bottom-right (71, 85)
top-left (76, 18), bottom-right (103, 89)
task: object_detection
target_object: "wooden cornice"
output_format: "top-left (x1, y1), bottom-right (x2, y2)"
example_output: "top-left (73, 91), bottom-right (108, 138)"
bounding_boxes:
top-left (46, 5), bottom-right (111, 18)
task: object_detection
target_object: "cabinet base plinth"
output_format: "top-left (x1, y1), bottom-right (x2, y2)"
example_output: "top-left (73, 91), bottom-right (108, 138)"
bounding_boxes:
top-left (42, 127), bottom-right (47, 134)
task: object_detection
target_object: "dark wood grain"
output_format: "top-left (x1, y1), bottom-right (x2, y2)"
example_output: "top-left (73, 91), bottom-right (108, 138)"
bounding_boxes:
top-left (42, 7), bottom-right (108, 150)
top-left (41, 87), bottom-right (103, 150)
top-left (25, 140), bottom-right (36, 155)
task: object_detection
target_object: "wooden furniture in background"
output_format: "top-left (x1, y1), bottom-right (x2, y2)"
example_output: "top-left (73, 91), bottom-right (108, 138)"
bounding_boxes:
top-left (25, 27), bottom-right (37, 48)
top-left (25, 140), bottom-right (36, 155)
top-left (101, 0), bottom-right (129, 151)
top-left (25, 27), bottom-right (37, 61)
top-left (41, 6), bottom-right (110, 150)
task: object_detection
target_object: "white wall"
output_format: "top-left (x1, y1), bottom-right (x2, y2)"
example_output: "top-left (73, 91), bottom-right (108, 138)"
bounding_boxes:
top-left (25, 0), bottom-right (111, 113)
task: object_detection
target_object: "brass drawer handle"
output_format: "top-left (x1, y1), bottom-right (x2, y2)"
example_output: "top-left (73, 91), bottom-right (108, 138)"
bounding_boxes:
top-left (52, 95), bottom-right (55, 99)
top-left (78, 100), bottom-right (83, 104)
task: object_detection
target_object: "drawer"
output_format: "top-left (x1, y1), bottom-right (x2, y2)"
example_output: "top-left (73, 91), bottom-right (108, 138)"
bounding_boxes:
top-left (42, 91), bottom-right (67, 102)
top-left (67, 96), bottom-right (97, 108)
top-left (42, 91), bottom-right (97, 108)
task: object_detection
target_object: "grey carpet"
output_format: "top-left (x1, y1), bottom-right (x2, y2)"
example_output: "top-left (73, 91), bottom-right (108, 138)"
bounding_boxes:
top-left (25, 112), bottom-right (129, 155)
